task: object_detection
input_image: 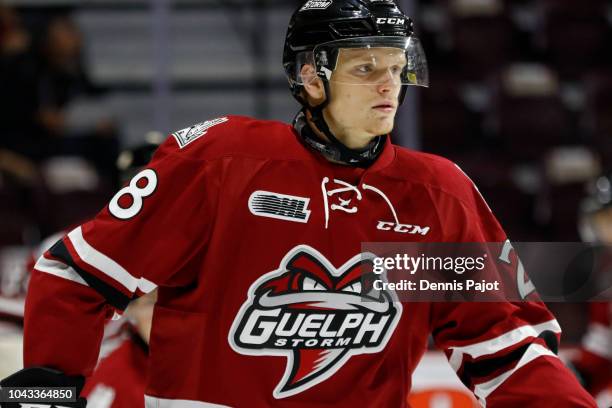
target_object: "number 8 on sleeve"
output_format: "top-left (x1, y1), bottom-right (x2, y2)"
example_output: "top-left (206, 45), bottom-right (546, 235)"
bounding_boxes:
top-left (109, 169), bottom-right (158, 220)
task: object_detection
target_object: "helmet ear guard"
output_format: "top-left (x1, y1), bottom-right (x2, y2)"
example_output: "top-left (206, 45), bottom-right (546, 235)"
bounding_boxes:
top-left (316, 50), bottom-right (336, 81)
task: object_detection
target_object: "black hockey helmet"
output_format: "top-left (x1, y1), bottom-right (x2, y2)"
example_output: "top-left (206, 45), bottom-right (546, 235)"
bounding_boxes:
top-left (283, 0), bottom-right (428, 106)
top-left (116, 132), bottom-right (163, 184)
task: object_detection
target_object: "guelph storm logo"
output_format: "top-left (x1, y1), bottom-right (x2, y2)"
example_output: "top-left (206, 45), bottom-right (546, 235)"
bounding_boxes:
top-left (228, 245), bottom-right (402, 399)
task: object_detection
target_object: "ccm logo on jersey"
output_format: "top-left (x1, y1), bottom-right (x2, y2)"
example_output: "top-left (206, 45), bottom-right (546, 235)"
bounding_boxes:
top-left (376, 17), bottom-right (405, 25)
top-left (229, 245), bottom-right (402, 399)
top-left (377, 221), bottom-right (430, 235)
top-left (248, 191), bottom-right (311, 223)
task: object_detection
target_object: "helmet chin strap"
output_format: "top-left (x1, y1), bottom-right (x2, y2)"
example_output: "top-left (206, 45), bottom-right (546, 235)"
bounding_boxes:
top-left (298, 81), bottom-right (390, 168)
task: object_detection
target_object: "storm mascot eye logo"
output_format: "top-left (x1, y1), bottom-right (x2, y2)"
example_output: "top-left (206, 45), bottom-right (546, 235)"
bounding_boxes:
top-left (228, 245), bottom-right (402, 399)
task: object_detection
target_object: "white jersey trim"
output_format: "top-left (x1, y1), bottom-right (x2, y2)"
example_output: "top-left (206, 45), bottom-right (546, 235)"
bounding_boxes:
top-left (583, 323), bottom-right (612, 360)
top-left (35, 255), bottom-right (88, 287)
top-left (144, 395), bottom-right (231, 408)
top-left (448, 319), bottom-right (561, 371)
top-left (67, 227), bottom-right (139, 293)
top-left (473, 343), bottom-right (556, 406)
top-left (138, 277), bottom-right (158, 294)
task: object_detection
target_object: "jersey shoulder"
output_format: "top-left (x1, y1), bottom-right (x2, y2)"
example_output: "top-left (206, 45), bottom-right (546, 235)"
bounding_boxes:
top-left (389, 146), bottom-right (501, 237)
top-left (155, 115), bottom-right (303, 162)
top-left (389, 146), bottom-right (476, 200)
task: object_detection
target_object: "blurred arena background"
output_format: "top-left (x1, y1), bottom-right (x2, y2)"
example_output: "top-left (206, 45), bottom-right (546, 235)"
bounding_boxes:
top-left (0, 0), bottom-right (611, 406)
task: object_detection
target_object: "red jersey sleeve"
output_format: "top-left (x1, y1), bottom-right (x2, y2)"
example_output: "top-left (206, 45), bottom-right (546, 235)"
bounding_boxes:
top-left (24, 129), bottom-right (220, 377)
top-left (430, 165), bottom-right (596, 407)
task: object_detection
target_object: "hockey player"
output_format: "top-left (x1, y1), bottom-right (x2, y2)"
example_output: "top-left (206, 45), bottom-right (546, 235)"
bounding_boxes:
top-left (570, 174), bottom-right (612, 406)
top-left (0, 1), bottom-right (597, 407)
top-left (0, 139), bottom-right (160, 405)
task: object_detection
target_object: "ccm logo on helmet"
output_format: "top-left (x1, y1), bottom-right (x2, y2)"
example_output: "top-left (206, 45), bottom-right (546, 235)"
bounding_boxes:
top-left (376, 17), bottom-right (405, 25)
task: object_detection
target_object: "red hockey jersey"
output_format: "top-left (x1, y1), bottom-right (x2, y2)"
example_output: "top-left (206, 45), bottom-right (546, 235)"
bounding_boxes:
top-left (24, 116), bottom-right (595, 407)
top-left (573, 302), bottom-right (612, 397)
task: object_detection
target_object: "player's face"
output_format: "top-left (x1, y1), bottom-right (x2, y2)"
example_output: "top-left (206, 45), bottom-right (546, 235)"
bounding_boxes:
top-left (323, 47), bottom-right (406, 146)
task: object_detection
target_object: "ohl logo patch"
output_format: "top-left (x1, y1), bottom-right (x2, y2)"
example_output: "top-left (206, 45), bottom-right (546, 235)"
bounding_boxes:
top-left (228, 245), bottom-right (403, 399)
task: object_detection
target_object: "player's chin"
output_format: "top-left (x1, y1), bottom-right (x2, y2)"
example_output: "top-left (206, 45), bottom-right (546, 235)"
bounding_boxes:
top-left (369, 117), bottom-right (395, 135)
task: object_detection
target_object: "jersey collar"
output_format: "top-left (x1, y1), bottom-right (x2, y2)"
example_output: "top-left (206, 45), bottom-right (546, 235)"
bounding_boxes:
top-left (293, 110), bottom-right (395, 171)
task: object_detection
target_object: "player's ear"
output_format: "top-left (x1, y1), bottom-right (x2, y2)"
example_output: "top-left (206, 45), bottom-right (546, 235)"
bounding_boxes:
top-left (300, 64), bottom-right (326, 106)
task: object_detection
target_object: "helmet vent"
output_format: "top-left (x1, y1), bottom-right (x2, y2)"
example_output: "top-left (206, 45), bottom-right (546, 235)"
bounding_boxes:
top-left (292, 30), bottom-right (332, 48)
top-left (330, 20), bottom-right (374, 37)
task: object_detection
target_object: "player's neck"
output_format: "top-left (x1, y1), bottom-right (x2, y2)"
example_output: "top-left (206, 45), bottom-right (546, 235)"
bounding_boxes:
top-left (306, 112), bottom-right (374, 150)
